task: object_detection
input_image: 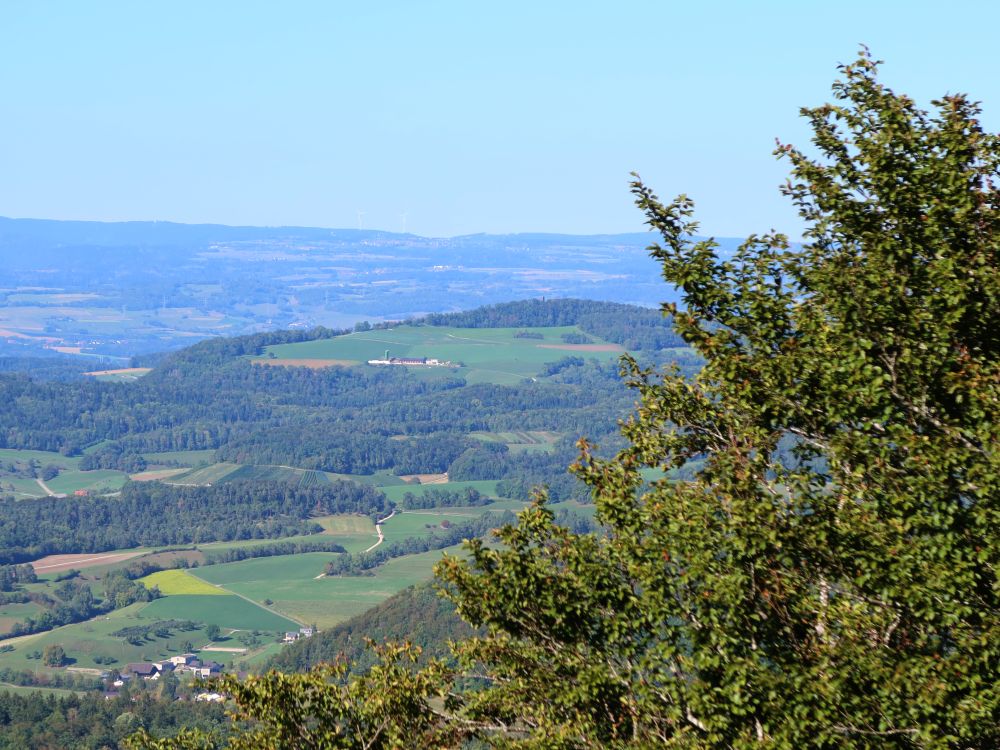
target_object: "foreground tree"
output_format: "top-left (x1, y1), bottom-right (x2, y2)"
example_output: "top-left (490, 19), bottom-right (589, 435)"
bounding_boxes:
top-left (133, 51), bottom-right (1000, 749)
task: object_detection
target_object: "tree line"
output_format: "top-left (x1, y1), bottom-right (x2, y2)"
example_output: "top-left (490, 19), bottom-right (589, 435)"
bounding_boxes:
top-left (0, 479), bottom-right (387, 564)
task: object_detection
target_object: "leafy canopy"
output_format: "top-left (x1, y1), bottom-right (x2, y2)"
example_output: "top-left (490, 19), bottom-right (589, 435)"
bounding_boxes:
top-left (133, 50), bottom-right (1000, 749)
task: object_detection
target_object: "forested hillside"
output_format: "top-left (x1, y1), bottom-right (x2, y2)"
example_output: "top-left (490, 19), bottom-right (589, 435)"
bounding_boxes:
top-left (0, 691), bottom-right (227, 749)
top-left (0, 480), bottom-right (384, 563)
top-left (267, 583), bottom-right (472, 674)
top-left (0, 299), bottom-right (688, 493)
top-left (424, 298), bottom-right (687, 350)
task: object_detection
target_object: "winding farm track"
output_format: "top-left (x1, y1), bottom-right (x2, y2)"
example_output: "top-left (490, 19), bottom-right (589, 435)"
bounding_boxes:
top-left (363, 510), bottom-right (396, 553)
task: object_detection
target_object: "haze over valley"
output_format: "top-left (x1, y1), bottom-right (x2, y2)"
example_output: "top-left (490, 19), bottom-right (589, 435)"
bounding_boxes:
top-left (0, 217), bottom-right (720, 363)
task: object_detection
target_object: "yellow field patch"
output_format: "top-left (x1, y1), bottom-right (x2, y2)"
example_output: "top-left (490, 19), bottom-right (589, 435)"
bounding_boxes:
top-left (139, 569), bottom-right (228, 596)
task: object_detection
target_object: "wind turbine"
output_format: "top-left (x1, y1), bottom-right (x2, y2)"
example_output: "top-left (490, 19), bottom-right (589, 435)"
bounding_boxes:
top-left (399, 211), bottom-right (408, 234)
top-left (356, 210), bottom-right (366, 230)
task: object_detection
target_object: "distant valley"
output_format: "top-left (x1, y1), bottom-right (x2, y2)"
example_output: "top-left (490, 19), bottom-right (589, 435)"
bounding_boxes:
top-left (0, 217), bottom-right (740, 363)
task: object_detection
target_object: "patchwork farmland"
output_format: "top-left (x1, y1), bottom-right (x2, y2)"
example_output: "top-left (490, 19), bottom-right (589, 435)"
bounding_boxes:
top-left (0, 301), bottom-right (641, 694)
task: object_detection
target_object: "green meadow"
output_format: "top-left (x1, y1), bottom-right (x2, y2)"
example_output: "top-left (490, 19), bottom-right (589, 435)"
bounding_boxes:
top-left (141, 449), bottom-right (216, 467)
top-left (193, 552), bottom-right (339, 588)
top-left (254, 325), bottom-right (624, 385)
top-left (1, 477), bottom-right (48, 499)
top-left (379, 479), bottom-right (500, 502)
top-left (469, 430), bottom-right (562, 453)
top-left (380, 505), bottom-right (518, 542)
top-left (140, 595), bottom-right (298, 631)
top-left (190, 546), bottom-right (461, 629)
top-left (313, 514), bottom-right (377, 553)
top-left (0, 448), bottom-right (128, 497)
top-left (44, 469), bottom-right (127, 495)
top-left (0, 602), bottom-right (44, 635)
top-left (0, 603), bottom-right (217, 672)
top-left (0, 448), bottom-right (82, 469)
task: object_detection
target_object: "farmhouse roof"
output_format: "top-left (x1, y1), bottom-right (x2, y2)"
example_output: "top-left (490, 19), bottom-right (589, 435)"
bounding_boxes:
top-left (125, 662), bottom-right (158, 676)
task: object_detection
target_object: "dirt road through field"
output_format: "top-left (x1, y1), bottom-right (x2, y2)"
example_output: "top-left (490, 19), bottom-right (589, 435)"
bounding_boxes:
top-left (32, 551), bottom-right (145, 572)
top-left (363, 510), bottom-right (396, 553)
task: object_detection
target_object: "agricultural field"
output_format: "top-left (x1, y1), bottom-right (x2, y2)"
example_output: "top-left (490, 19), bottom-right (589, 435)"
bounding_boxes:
top-left (334, 470), bottom-right (407, 487)
top-left (129, 468), bottom-right (190, 482)
top-left (380, 505), bottom-right (517, 542)
top-left (313, 514), bottom-right (377, 553)
top-left (30, 550), bottom-right (152, 578)
top-left (163, 462), bottom-right (241, 485)
top-left (0, 602), bottom-right (44, 636)
top-left (314, 514), bottom-right (375, 534)
top-left (193, 552), bottom-right (338, 589)
top-left (0, 449), bottom-right (127, 498)
top-left (0, 477), bottom-right (47, 499)
top-left (140, 449), bottom-right (216, 468)
top-left (470, 430), bottom-right (561, 453)
top-left (82, 367), bottom-right (152, 382)
top-left (162, 461), bottom-right (333, 488)
top-left (0, 602), bottom-right (218, 673)
top-left (379, 479), bottom-right (500, 503)
top-left (253, 325), bottom-right (625, 385)
top-left (140, 595), bottom-right (298, 632)
top-left (138, 570), bottom-right (228, 596)
top-left (0, 448), bottom-right (82, 469)
top-left (43, 469), bottom-right (127, 495)
top-left (221, 464), bottom-right (302, 484)
top-left (192, 546), bottom-right (463, 628)
top-left (0, 683), bottom-right (86, 697)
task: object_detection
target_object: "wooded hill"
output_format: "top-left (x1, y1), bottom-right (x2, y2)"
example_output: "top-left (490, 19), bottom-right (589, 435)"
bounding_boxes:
top-left (267, 582), bottom-right (472, 675)
top-left (0, 298), bottom-right (688, 563)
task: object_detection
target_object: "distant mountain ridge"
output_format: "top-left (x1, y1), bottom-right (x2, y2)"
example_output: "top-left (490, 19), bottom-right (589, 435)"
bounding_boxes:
top-left (0, 215), bottom-right (662, 246)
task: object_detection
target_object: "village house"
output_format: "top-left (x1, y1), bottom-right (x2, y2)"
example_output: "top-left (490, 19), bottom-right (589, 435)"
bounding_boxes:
top-left (187, 659), bottom-right (223, 678)
top-left (124, 662), bottom-right (159, 680)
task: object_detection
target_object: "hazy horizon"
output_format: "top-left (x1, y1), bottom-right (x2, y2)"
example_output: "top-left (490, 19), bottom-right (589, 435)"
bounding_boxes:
top-left (0, 213), bottom-right (675, 241)
top-left (3, 1), bottom-right (998, 240)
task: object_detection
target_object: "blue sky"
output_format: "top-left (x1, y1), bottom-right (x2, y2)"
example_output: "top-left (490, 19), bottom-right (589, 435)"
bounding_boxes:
top-left (2, 1), bottom-right (997, 238)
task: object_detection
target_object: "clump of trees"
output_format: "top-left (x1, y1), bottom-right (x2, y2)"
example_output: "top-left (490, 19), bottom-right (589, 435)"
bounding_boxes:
top-left (131, 52), bottom-right (1000, 748)
top-left (0, 563), bottom-right (36, 591)
top-left (398, 487), bottom-right (491, 509)
top-left (9, 572), bottom-right (157, 638)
